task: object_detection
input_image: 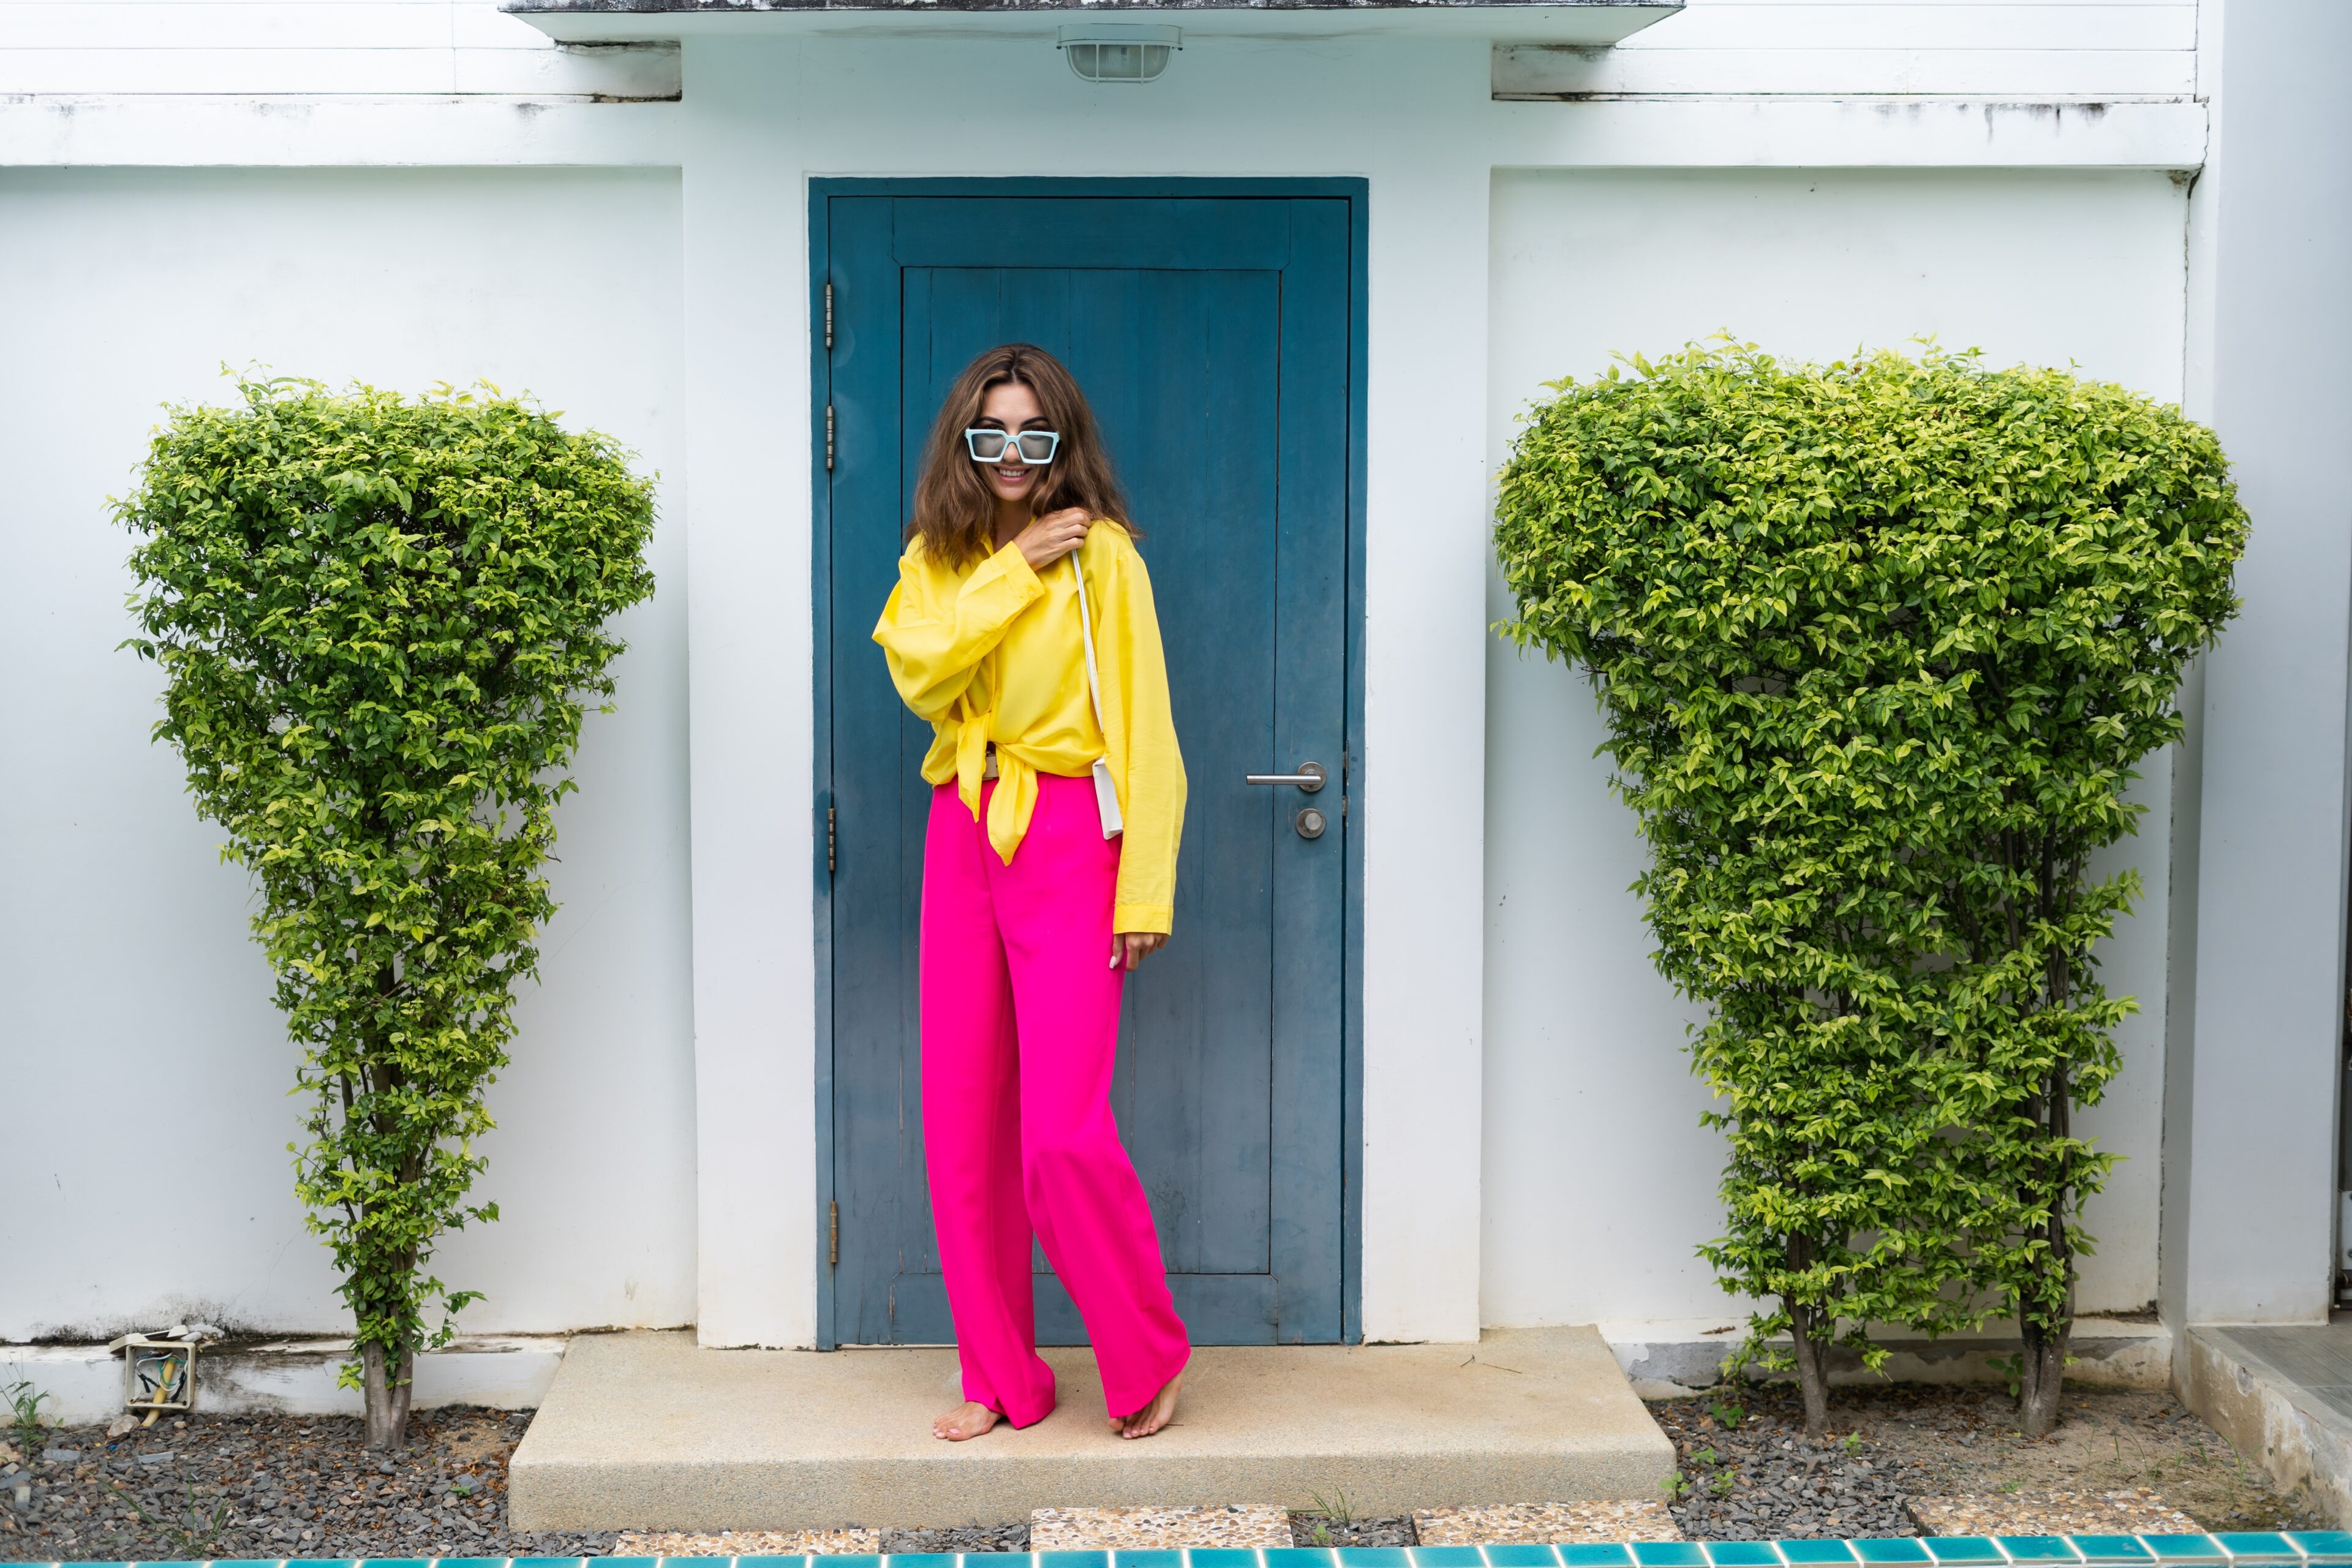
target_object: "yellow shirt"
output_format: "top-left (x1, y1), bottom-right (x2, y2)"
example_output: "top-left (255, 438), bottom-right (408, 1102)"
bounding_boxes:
top-left (872, 521), bottom-right (1186, 935)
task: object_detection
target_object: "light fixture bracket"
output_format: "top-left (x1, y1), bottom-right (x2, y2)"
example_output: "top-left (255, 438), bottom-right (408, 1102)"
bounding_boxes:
top-left (1057, 24), bottom-right (1182, 84)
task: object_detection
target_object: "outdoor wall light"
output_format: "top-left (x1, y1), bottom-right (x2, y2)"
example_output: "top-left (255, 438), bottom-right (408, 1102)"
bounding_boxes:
top-left (1058, 25), bottom-right (1181, 83)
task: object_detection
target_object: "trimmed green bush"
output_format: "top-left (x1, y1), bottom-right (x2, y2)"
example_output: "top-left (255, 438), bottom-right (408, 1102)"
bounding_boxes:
top-left (120, 377), bottom-right (656, 1448)
top-left (1494, 341), bottom-right (2244, 1435)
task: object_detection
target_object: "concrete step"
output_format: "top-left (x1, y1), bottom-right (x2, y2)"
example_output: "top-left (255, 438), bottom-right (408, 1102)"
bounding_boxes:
top-left (508, 1328), bottom-right (1676, 1532)
top-left (2182, 1319), bottom-right (2352, 1528)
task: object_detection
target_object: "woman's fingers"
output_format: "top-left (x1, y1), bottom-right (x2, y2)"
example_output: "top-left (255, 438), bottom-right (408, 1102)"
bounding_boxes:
top-left (1110, 932), bottom-right (1168, 970)
top-left (1017, 509), bottom-right (1091, 570)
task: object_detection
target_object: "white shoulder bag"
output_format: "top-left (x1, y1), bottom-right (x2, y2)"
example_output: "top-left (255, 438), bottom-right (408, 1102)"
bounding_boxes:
top-left (1068, 552), bottom-right (1124, 839)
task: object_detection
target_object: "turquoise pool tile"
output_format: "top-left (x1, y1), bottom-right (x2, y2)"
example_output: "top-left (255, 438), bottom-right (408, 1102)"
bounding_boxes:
top-left (2286, 1537), bottom-right (2352, 1561)
top-left (1997, 1539), bottom-right (2081, 1562)
top-left (2213, 1539), bottom-right (2300, 1562)
top-left (1115, 1553), bottom-right (1189, 1568)
top-left (1779, 1546), bottom-right (1859, 1566)
top-left (1485, 1548), bottom-right (1563, 1568)
top-left (513, 1559), bottom-right (590, 1568)
top-left (812, 1556), bottom-right (880, 1568)
top-left (1191, 1551), bottom-right (1265, 1568)
top-left (1557, 1548), bottom-right (1635, 1568)
top-left (888, 1555), bottom-right (960, 1568)
top-left (736, 1557), bottom-right (813, 1568)
top-left (1266, 1551), bottom-right (1333, 1568)
top-left (1704, 1544), bottom-right (1782, 1566)
top-left (2071, 1539), bottom-right (2155, 1562)
top-left (1921, 1540), bottom-right (2007, 1564)
top-left (1039, 1553), bottom-right (1111, 1568)
top-left (361, 1559), bottom-right (434, 1568)
top-left (1853, 1542), bottom-right (1932, 1565)
top-left (436, 1558), bottom-right (511, 1568)
top-left (1334, 1554), bottom-right (1410, 1568)
top-left (1630, 1547), bottom-right (1707, 1568)
top-left (210, 1560), bottom-right (293, 1567)
top-left (2142, 1542), bottom-right (2228, 1563)
top-left (1412, 1550), bottom-right (1487, 1568)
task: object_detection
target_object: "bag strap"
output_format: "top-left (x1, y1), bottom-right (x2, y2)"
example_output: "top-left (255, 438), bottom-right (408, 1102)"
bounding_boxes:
top-left (1068, 546), bottom-right (1109, 745)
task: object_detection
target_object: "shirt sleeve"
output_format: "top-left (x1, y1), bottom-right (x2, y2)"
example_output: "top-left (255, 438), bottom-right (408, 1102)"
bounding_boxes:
top-left (872, 540), bottom-right (1044, 721)
top-left (1087, 530), bottom-right (1186, 934)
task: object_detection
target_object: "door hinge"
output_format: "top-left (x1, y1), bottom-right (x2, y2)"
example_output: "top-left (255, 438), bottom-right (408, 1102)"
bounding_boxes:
top-left (826, 804), bottom-right (837, 875)
top-left (824, 281), bottom-right (834, 352)
top-left (825, 404), bottom-right (835, 472)
top-left (828, 1199), bottom-right (840, 1266)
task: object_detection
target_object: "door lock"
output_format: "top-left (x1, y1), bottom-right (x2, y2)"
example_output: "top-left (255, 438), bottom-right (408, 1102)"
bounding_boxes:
top-left (1295, 806), bottom-right (1328, 840)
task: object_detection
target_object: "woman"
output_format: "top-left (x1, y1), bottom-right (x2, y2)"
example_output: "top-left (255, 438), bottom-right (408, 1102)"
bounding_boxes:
top-left (872, 344), bottom-right (1190, 1443)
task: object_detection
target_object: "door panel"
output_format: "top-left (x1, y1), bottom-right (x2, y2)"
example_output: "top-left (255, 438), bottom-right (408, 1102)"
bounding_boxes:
top-left (823, 190), bottom-right (1351, 1346)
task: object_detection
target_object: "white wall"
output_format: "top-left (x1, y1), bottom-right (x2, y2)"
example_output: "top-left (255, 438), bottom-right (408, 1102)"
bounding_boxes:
top-left (0, 167), bottom-right (696, 1343)
top-left (0, 0), bottom-right (677, 96)
top-left (1481, 167), bottom-right (2192, 1328)
top-left (1497, 0), bottom-right (2198, 98)
top-left (0, 18), bottom-right (2219, 1354)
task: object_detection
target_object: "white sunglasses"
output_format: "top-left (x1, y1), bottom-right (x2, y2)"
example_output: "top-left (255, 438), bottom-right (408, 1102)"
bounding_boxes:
top-left (965, 428), bottom-right (1062, 465)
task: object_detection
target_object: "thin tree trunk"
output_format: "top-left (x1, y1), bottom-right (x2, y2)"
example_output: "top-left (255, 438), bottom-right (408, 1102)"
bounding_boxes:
top-left (363, 1341), bottom-right (414, 1450)
top-left (2018, 1313), bottom-right (2068, 1438)
top-left (1786, 1297), bottom-right (1830, 1438)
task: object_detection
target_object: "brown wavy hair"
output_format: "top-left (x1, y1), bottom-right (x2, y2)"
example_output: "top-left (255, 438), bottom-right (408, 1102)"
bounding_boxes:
top-left (908, 343), bottom-right (1136, 567)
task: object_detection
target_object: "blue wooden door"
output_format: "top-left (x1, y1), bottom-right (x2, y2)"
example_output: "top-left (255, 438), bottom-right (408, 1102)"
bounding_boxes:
top-left (820, 187), bottom-right (1354, 1347)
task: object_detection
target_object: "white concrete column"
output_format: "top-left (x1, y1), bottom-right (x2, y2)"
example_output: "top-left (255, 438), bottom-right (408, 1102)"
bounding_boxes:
top-left (680, 43), bottom-right (820, 1348)
top-left (2163, 0), bottom-right (2352, 1327)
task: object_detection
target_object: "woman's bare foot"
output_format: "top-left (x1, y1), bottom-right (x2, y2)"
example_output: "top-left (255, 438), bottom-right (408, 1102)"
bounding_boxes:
top-left (932, 1400), bottom-right (1000, 1441)
top-left (1112, 1370), bottom-right (1183, 1439)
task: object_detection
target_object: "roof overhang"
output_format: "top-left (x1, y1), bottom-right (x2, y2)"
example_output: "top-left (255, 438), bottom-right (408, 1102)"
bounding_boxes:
top-left (502, 0), bottom-right (1679, 47)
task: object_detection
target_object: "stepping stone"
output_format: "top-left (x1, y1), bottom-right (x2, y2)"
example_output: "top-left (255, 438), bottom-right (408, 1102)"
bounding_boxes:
top-left (614, 1526), bottom-right (884, 1556)
top-left (1908, 1488), bottom-right (2198, 1536)
top-left (1415, 1501), bottom-right (1685, 1545)
top-left (1032, 1504), bottom-right (1293, 1550)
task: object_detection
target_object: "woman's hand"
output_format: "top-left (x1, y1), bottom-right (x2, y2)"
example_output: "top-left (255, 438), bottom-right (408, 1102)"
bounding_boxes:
top-left (1110, 931), bottom-right (1166, 971)
top-left (1014, 507), bottom-right (1092, 571)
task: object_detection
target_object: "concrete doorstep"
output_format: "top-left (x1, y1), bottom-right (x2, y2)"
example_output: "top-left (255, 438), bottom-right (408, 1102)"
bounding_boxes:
top-left (2181, 1321), bottom-right (2352, 1528)
top-left (508, 1328), bottom-right (1676, 1532)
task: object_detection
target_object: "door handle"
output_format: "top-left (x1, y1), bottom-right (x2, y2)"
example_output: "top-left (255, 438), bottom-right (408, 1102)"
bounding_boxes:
top-left (1245, 761), bottom-right (1325, 793)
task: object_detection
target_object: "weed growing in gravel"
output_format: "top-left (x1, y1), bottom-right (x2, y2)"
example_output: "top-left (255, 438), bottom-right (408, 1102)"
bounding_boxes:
top-left (1709, 1400), bottom-right (1746, 1430)
top-left (5, 1379), bottom-right (51, 1446)
top-left (111, 1482), bottom-right (237, 1560)
top-left (1305, 1490), bottom-right (1355, 1528)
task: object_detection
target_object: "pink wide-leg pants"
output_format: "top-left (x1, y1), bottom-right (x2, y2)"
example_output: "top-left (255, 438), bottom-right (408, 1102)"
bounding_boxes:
top-left (921, 772), bottom-right (1191, 1428)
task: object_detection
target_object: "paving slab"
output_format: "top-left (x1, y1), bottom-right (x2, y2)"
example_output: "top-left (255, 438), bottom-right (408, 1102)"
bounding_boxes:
top-left (508, 1327), bottom-right (1675, 1531)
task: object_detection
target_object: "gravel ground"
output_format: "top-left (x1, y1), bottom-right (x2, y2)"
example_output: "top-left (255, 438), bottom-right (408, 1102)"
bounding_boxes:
top-left (0, 1407), bottom-right (616, 1562)
top-left (1287, 1512), bottom-right (1416, 1547)
top-left (3, 1384), bottom-right (2322, 1559)
top-left (1650, 1382), bottom-right (2332, 1541)
top-left (883, 1522), bottom-right (1034, 1553)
